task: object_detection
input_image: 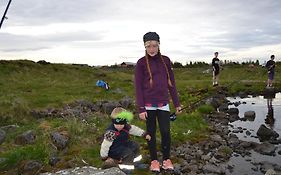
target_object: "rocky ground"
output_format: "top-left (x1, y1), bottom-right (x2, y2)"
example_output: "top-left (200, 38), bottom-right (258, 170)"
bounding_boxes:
top-left (1, 89), bottom-right (281, 175)
top-left (169, 88), bottom-right (281, 175)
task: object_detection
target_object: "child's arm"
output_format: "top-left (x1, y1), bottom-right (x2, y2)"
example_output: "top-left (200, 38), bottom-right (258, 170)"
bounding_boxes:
top-left (128, 124), bottom-right (150, 139)
top-left (128, 125), bottom-right (145, 136)
top-left (100, 130), bottom-right (115, 160)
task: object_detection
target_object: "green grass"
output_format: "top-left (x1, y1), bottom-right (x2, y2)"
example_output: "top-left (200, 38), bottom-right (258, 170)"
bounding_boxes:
top-left (197, 104), bottom-right (215, 114)
top-left (0, 60), bottom-right (280, 173)
top-left (0, 143), bottom-right (49, 171)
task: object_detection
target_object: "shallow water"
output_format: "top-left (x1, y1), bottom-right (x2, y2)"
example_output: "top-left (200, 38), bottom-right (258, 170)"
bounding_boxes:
top-left (227, 93), bottom-right (281, 142)
top-left (226, 93), bottom-right (281, 175)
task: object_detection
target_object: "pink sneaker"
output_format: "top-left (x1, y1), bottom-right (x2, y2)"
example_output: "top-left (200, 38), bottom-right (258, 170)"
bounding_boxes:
top-left (162, 159), bottom-right (174, 170)
top-left (150, 160), bottom-right (160, 172)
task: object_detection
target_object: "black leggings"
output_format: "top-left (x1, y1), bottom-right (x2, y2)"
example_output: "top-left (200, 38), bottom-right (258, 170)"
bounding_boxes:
top-left (146, 110), bottom-right (171, 161)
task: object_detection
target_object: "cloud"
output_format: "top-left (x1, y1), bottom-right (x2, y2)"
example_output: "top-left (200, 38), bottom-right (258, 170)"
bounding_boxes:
top-left (1, 0), bottom-right (281, 65)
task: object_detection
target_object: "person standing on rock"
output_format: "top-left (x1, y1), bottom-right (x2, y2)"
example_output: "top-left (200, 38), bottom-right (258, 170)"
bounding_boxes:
top-left (265, 55), bottom-right (276, 87)
top-left (212, 52), bottom-right (220, 86)
top-left (134, 32), bottom-right (182, 173)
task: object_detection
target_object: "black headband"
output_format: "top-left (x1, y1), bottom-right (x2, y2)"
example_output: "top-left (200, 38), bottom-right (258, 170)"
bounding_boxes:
top-left (112, 118), bottom-right (127, 124)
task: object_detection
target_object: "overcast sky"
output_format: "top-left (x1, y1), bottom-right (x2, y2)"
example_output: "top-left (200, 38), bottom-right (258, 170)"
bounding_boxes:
top-left (0, 0), bottom-right (280, 65)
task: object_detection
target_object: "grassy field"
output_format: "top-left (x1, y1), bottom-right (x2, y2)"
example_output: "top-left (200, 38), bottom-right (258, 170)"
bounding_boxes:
top-left (0, 60), bottom-right (280, 174)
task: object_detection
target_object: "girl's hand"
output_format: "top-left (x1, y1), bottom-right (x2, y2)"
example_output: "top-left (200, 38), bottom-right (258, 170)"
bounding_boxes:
top-left (145, 134), bottom-right (151, 141)
top-left (176, 106), bottom-right (182, 114)
top-left (139, 112), bottom-right (147, 120)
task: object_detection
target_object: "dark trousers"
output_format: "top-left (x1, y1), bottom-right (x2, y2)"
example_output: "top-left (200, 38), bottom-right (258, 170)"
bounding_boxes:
top-left (109, 141), bottom-right (140, 164)
top-left (146, 110), bottom-right (171, 161)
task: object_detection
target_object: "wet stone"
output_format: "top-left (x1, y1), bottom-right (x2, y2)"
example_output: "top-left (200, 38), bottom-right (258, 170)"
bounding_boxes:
top-left (254, 142), bottom-right (276, 156)
top-left (246, 130), bottom-right (251, 136)
top-left (244, 111), bottom-right (256, 121)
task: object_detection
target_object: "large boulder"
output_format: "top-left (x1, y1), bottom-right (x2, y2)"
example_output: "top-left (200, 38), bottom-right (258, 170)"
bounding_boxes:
top-left (40, 166), bottom-right (126, 175)
top-left (257, 124), bottom-right (279, 141)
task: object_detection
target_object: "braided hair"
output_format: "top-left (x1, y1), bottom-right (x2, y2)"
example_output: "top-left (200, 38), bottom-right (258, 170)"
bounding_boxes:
top-left (145, 50), bottom-right (173, 88)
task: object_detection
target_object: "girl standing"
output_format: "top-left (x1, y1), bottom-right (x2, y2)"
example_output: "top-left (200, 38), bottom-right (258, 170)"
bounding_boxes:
top-left (134, 32), bottom-right (181, 172)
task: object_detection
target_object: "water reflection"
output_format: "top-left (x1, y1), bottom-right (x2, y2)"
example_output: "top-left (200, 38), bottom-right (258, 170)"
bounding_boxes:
top-left (265, 98), bottom-right (275, 128)
top-left (226, 93), bottom-right (281, 175)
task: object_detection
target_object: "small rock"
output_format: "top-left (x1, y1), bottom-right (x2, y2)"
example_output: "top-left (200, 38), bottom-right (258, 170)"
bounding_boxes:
top-left (201, 153), bottom-right (212, 161)
top-left (233, 101), bottom-right (241, 107)
top-left (119, 97), bottom-right (133, 109)
top-left (50, 132), bottom-right (69, 150)
top-left (15, 130), bottom-right (36, 145)
top-left (229, 114), bottom-right (240, 122)
top-left (218, 104), bottom-right (228, 112)
top-left (49, 156), bottom-right (61, 166)
top-left (232, 129), bottom-right (241, 133)
top-left (244, 111), bottom-right (256, 121)
top-left (0, 129), bottom-right (6, 144)
top-left (227, 108), bottom-right (239, 115)
top-left (228, 134), bottom-right (240, 148)
top-left (22, 160), bottom-right (42, 175)
top-left (102, 102), bottom-right (120, 115)
top-left (251, 166), bottom-right (259, 171)
top-left (245, 130), bottom-right (251, 136)
top-left (210, 134), bottom-right (224, 143)
top-left (265, 169), bottom-right (277, 175)
top-left (203, 164), bottom-right (225, 174)
top-left (0, 124), bottom-right (19, 132)
top-left (205, 97), bottom-right (221, 109)
top-left (238, 92), bottom-right (248, 98)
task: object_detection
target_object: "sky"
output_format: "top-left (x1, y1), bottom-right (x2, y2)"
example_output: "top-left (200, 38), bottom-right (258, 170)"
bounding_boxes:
top-left (0, 0), bottom-right (281, 66)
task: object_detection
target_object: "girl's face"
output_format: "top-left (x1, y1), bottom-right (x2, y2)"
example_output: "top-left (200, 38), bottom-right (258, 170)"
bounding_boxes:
top-left (114, 124), bottom-right (125, 131)
top-left (145, 41), bottom-right (159, 57)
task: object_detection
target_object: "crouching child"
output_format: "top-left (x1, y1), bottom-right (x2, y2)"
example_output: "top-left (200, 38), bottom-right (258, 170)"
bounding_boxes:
top-left (100, 107), bottom-right (151, 169)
